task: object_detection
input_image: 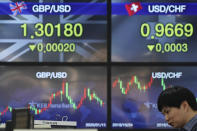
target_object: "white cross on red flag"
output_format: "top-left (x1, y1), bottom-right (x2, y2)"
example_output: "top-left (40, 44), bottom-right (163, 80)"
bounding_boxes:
top-left (125, 2), bottom-right (142, 16)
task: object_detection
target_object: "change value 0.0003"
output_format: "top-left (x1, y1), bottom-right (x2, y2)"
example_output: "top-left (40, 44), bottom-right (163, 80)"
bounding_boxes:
top-left (152, 43), bottom-right (188, 53)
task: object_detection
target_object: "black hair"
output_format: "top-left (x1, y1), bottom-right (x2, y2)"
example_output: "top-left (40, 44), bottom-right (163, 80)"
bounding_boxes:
top-left (157, 86), bottom-right (197, 112)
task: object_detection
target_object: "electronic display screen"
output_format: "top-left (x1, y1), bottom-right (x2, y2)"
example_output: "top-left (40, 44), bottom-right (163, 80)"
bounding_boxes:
top-left (112, 0), bottom-right (197, 62)
top-left (0, 66), bottom-right (107, 128)
top-left (112, 66), bottom-right (197, 128)
top-left (0, 0), bottom-right (107, 62)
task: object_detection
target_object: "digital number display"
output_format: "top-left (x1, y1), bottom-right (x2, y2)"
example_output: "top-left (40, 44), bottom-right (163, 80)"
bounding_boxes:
top-left (112, 1), bottom-right (197, 62)
top-left (21, 23), bottom-right (83, 38)
top-left (140, 23), bottom-right (193, 38)
top-left (0, 0), bottom-right (107, 62)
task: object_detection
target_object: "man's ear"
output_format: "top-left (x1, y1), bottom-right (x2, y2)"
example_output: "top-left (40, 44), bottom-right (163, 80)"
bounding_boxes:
top-left (180, 100), bottom-right (189, 111)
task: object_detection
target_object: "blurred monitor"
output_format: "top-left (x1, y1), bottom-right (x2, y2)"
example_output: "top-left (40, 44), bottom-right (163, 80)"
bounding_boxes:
top-left (12, 108), bottom-right (31, 129)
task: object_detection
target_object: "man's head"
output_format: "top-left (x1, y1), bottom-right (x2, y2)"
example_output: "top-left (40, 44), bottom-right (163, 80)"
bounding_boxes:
top-left (157, 86), bottom-right (197, 128)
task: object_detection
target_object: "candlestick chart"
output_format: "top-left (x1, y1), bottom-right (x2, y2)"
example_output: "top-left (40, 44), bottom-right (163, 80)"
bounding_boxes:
top-left (112, 66), bottom-right (197, 129)
top-left (0, 66), bottom-right (107, 128)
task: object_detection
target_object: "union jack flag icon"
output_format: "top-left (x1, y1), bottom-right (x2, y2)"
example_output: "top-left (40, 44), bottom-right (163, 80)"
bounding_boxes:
top-left (9, 1), bottom-right (27, 16)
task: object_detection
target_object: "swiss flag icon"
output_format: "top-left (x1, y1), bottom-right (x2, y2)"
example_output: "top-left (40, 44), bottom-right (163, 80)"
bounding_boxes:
top-left (125, 2), bottom-right (142, 16)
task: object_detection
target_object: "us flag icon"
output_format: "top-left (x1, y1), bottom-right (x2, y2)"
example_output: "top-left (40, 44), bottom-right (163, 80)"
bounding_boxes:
top-left (125, 2), bottom-right (142, 16)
